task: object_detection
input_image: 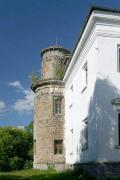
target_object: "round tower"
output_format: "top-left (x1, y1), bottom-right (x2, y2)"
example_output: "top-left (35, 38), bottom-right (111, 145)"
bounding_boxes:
top-left (41, 46), bottom-right (70, 80)
top-left (31, 46), bottom-right (71, 170)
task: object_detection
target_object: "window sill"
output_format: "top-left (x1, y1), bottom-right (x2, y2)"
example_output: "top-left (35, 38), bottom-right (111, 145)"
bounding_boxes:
top-left (81, 86), bottom-right (87, 93)
top-left (53, 114), bottom-right (63, 117)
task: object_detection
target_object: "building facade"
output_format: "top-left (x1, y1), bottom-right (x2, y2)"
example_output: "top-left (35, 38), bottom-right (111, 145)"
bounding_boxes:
top-left (32, 7), bottom-right (120, 176)
top-left (64, 7), bottom-right (120, 175)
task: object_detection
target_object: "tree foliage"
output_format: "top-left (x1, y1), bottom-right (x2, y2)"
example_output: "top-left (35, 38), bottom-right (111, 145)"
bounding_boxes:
top-left (0, 123), bottom-right (33, 171)
top-left (29, 71), bottom-right (41, 83)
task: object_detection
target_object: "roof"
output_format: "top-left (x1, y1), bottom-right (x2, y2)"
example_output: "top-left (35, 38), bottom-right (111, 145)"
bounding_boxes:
top-left (73, 6), bottom-right (120, 56)
top-left (41, 45), bottom-right (71, 57)
top-left (64, 6), bottom-right (120, 75)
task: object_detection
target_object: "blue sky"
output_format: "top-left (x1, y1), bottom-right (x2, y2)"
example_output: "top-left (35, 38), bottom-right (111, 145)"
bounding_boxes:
top-left (0, 0), bottom-right (120, 127)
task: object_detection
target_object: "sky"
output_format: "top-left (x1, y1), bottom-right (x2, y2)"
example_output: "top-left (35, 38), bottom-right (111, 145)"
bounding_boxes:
top-left (0, 0), bottom-right (120, 127)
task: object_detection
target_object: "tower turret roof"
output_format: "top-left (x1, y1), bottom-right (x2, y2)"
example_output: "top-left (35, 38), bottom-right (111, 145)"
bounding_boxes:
top-left (41, 45), bottom-right (71, 57)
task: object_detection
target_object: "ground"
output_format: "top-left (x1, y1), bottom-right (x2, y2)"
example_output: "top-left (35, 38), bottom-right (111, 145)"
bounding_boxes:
top-left (0, 170), bottom-right (77, 180)
top-left (0, 169), bottom-right (120, 180)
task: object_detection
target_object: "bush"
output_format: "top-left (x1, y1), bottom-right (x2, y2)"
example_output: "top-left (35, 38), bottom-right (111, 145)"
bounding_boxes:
top-left (9, 156), bottom-right (23, 170)
top-left (0, 125), bottom-right (33, 170)
top-left (0, 159), bottom-right (9, 171)
top-left (24, 160), bottom-right (33, 169)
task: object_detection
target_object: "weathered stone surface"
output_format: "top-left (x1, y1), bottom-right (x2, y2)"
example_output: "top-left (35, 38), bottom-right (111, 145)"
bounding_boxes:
top-left (41, 46), bottom-right (71, 80)
top-left (32, 46), bottom-right (70, 170)
top-left (33, 82), bottom-right (65, 169)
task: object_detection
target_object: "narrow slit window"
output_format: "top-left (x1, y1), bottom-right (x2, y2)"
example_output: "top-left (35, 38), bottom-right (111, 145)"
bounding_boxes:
top-left (54, 97), bottom-right (62, 114)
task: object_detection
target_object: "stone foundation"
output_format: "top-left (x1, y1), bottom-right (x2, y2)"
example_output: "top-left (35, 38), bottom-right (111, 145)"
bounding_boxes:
top-left (66, 162), bottom-right (120, 178)
top-left (33, 162), bottom-right (65, 171)
top-left (33, 163), bottom-right (48, 170)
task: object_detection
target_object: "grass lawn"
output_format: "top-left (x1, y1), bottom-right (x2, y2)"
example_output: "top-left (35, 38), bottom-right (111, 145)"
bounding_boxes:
top-left (0, 169), bottom-right (120, 180)
top-left (0, 169), bottom-right (79, 180)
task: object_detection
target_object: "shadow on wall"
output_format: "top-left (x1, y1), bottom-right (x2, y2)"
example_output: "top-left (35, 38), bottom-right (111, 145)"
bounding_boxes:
top-left (76, 77), bottom-right (120, 164)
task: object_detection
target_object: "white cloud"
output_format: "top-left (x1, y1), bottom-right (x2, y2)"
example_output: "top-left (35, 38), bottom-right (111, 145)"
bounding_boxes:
top-left (0, 100), bottom-right (6, 113)
top-left (9, 80), bottom-right (35, 114)
top-left (13, 89), bottom-right (34, 113)
top-left (8, 81), bottom-right (23, 90)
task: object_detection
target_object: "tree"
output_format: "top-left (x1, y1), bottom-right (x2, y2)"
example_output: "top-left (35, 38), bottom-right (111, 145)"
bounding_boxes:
top-left (0, 124), bottom-right (33, 170)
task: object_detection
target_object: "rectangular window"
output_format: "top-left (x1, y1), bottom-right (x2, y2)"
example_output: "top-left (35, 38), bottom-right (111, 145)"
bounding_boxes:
top-left (54, 140), bottom-right (63, 154)
top-left (82, 118), bottom-right (88, 151)
top-left (54, 97), bottom-right (62, 114)
top-left (81, 62), bottom-right (88, 92)
top-left (117, 45), bottom-right (120, 72)
top-left (118, 113), bottom-right (120, 145)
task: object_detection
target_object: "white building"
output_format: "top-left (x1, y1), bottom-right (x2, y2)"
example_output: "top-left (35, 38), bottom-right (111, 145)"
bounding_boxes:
top-left (64, 7), bottom-right (120, 170)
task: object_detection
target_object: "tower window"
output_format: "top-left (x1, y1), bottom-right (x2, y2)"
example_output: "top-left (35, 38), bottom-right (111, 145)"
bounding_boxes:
top-left (54, 97), bottom-right (62, 114)
top-left (54, 140), bottom-right (63, 154)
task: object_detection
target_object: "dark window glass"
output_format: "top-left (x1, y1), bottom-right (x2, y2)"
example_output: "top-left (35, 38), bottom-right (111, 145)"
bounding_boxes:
top-left (54, 140), bottom-right (63, 154)
top-left (82, 118), bottom-right (88, 151)
top-left (54, 98), bottom-right (62, 114)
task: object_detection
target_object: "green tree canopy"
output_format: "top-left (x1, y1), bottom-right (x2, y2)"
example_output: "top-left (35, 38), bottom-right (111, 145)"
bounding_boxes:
top-left (0, 124), bottom-right (33, 170)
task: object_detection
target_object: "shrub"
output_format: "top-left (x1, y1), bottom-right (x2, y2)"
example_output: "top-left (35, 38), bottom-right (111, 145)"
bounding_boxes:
top-left (24, 160), bottom-right (33, 169)
top-left (9, 156), bottom-right (23, 170)
top-left (0, 124), bottom-right (33, 170)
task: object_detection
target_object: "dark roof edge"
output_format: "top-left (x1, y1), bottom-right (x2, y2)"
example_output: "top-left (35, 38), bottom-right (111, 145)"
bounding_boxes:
top-left (75, 6), bottom-right (120, 51)
top-left (64, 6), bottom-right (120, 74)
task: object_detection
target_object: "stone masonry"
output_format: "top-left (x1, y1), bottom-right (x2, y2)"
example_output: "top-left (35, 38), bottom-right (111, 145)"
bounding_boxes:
top-left (31, 46), bottom-right (71, 170)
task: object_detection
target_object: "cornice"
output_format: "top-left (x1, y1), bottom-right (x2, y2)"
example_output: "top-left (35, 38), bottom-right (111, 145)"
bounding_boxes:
top-left (63, 10), bottom-right (120, 83)
top-left (31, 79), bottom-right (64, 92)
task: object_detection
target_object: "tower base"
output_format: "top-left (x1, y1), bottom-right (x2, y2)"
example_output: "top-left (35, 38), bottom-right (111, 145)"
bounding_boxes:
top-left (33, 162), bottom-right (65, 171)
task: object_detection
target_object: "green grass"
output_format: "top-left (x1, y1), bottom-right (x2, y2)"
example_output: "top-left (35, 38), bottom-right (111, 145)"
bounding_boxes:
top-left (0, 169), bottom-right (120, 180)
top-left (0, 169), bottom-right (78, 180)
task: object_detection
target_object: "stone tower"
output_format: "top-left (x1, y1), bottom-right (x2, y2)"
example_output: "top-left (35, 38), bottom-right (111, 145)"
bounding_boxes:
top-left (31, 46), bottom-right (71, 170)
